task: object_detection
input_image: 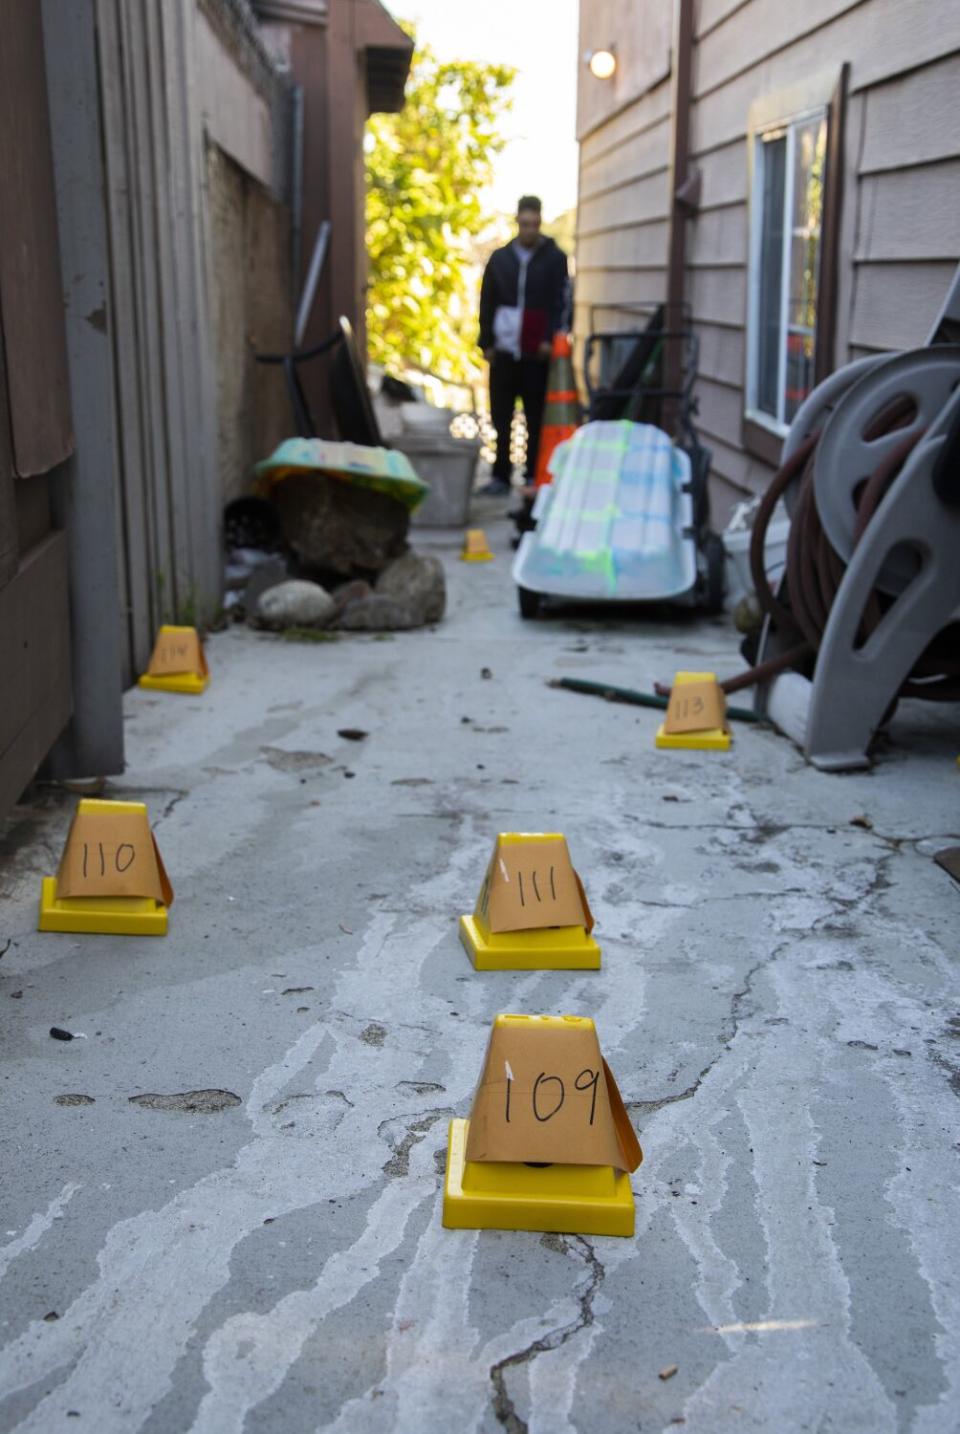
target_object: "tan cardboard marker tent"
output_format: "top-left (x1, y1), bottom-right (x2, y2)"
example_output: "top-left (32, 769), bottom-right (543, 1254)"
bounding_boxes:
top-left (39, 799), bottom-right (174, 936)
top-left (459, 832), bottom-right (601, 969)
top-left (138, 625), bottom-right (210, 695)
top-left (443, 1014), bottom-right (643, 1236)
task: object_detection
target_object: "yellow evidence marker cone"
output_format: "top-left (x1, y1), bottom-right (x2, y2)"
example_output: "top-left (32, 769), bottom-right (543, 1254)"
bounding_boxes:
top-left (39, 799), bottom-right (174, 936)
top-left (443, 1013), bottom-right (643, 1236)
top-left (459, 832), bottom-right (600, 970)
top-left (461, 528), bottom-right (493, 562)
top-left (655, 670), bottom-right (731, 751)
top-left (138, 625), bottom-right (209, 694)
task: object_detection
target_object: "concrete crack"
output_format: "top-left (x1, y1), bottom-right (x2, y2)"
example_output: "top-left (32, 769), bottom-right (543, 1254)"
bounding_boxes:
top-left (628, 948), bottom-right (783, 1119)
top-left (156, 789), bottom-right (189, 822)
top-left (489, 1234), bottom-right (604, 1433)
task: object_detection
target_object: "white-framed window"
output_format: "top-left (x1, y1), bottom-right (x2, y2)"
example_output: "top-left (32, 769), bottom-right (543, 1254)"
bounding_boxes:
top-left (747, 110), bottom-right (828, 434)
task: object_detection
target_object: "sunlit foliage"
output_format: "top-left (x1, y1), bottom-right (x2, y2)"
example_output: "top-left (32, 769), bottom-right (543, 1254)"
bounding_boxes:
top-left (365, 28), bottom-right (515, 385)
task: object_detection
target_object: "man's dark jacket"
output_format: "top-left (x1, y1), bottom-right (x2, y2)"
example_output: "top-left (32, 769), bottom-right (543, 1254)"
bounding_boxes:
top-left (478, 237), bottom-right (568, 356)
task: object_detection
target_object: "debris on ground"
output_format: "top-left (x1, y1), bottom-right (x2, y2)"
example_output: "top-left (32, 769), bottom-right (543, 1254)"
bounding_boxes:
top-left (50, 1027), bottom-right (77, 1041)
top-left (659, 1364), bottom-right (679, 1381)
top-left (850, 814), bottom-right (874, 830)
top-left (337, 729), bottom-right (369, 741)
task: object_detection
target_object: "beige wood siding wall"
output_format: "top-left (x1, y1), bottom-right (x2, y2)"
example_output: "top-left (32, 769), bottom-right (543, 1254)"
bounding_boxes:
top-left (575, 0), bottom-right (960, 526)
top-left (576, 83), bottom-right (673, 338)
top-left (575, 0), bottom-right (673, 346)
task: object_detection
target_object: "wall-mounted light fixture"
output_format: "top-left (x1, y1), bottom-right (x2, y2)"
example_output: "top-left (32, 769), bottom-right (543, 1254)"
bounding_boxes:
top-left (586, 46), bottom-right (617, 80)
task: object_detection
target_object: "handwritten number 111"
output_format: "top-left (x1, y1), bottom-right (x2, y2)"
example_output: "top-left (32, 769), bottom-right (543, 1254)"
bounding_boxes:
top-left (504, 1068), bottom-right (600, 1126)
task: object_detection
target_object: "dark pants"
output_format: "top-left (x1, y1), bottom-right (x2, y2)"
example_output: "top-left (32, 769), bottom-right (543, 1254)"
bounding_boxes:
top-left (489, 354), bottom-right (549, 481)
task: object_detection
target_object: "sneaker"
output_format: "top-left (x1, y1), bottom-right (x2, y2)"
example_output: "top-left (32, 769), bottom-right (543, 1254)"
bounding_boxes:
top-left (475, 479), bottom-right (511, 498)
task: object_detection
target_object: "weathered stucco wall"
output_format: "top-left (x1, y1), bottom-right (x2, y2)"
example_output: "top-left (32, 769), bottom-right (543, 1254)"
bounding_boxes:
top-left (206, 142), bottom-right (293, 505)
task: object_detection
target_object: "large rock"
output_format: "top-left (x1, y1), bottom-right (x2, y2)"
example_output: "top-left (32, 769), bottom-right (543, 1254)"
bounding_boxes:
top-left (256, 579), bottom-right (335, 629)
top-left (335, 594), bottom-right (419, 631)
top-left (329, 578), bottom-right (374, 615)
top-left (270, 474), bottom-right (409, 578)
top-left (332, 552), bottom-right (446, 631)
top-left (375, 552), bottom-right (446, 625)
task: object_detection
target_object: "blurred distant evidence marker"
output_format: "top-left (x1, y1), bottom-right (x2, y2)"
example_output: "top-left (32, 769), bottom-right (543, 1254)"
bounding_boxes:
top-left (461, 528), bottom-right (493, 562)
top-left (655, 671), bottom-right (731, 751)
top-left (138, 625), bottom-right (209, 694)
top-left (442, 1013), bottom-right (642, 1236)
top-left (39, 800), bottom-right (173, 936)
top-left (459, 832), bottom-right (600, 970)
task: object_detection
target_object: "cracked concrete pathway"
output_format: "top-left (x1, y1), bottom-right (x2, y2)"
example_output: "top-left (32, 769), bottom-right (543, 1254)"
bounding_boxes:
top-left (1, 513), bottom-right (959, 1433)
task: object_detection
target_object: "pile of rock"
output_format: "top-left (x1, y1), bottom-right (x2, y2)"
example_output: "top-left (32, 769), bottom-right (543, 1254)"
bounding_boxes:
top-left (255, 551), bottom-right (446, 633)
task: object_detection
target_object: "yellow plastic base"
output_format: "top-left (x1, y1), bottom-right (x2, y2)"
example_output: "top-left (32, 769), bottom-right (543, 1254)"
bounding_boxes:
top-left (655, 721), bottom-right (731, 751)
top-left (38, 877), bottom-right (168, 936)
top-left (138, 671), bottom-right (209, 695)
top-left (459, 913), bottom-right (600, 970)
top-left (442, 1119), bottom-right (635, 1236)
top-left (461, 551), bottom-right (493, 563)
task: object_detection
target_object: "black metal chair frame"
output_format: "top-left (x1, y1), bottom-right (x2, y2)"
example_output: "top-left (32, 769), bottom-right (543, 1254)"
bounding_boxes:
top-left (254, 316), bottom-right (384, 448)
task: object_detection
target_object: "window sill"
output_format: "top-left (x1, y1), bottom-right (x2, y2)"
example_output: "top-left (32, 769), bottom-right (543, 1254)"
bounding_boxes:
top-left (742, 413), bottom-right (786, 468)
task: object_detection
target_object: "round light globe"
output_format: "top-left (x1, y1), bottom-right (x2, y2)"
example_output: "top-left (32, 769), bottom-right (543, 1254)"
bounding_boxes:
top-left (588, 48), bottom-right (616, 80)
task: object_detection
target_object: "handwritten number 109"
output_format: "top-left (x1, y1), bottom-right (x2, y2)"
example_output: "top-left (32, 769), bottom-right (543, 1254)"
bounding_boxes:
top-left (504, 1068), bottom-right (600, 1126)
top-left (81, 842), bottom-right (136, 877)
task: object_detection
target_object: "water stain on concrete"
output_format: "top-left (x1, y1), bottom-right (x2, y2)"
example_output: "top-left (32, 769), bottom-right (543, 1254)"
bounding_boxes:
top-left (260, 748), bottom-right (333, 773)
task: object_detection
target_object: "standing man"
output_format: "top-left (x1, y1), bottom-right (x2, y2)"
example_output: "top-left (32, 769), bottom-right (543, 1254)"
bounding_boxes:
top-left (477, 196), bottom-right (569, 497)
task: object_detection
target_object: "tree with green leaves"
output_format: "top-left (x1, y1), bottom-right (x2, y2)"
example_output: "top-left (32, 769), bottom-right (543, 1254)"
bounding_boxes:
top-left (365, 30), bottom-right (515, 387)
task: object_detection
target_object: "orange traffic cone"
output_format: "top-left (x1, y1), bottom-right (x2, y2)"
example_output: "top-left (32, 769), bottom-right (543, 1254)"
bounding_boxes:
top-left (534, 332), bottom-right (580, 487)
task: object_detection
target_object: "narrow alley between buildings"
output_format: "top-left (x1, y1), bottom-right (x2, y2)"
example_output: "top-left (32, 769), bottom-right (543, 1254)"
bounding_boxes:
top-left (1, 514), bottom-right (957, 1433)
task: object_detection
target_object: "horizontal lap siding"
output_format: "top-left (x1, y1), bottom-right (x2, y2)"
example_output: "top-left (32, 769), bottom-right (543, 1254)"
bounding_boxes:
top-left (859, 53), bottom-right (960, 173)
top-left (686, 1), bottom-right (960, 509)
top-left (847, 52), bottom-right (960, 360)
top-left (693, 0), bottom-right (960, 147)
top-left (694, 322), bottom-right (745, 388)
top-left (849, 261), bottom-right (959, 351)
top-left (575, 0), bottom-right (960, 518)
top-left (856, 162), bottom-right (960, 263)
top-left (578, 170), bottom-right (670, 234)
top-left (574, 79), bottom-right (672, 371)
top-left (687, 202), bottom-right (748, 267)
top-left (579, 118), bottom-right (671, 201)
top-left (696, 138), bottom-right (748, 210)
top-left (578, 222), bottom-right (669, 270)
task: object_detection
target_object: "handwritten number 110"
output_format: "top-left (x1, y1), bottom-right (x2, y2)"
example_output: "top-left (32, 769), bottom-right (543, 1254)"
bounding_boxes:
top-left (81, 842), bottom-right (136, 877)
top-left (504, 1068), bottom-right (600, 1126)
